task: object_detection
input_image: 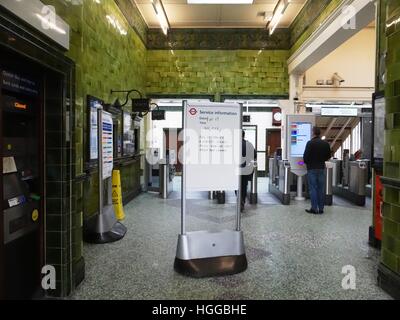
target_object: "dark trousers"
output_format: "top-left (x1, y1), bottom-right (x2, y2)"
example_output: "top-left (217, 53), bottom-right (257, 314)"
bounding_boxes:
top-left (241, 175), bottom-right (252, 206)
top-left (307, 169), bottom-right (326, 212)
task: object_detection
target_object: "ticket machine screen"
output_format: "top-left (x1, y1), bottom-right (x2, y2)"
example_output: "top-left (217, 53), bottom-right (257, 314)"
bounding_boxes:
top-left (290, 122), bottom-right (312, 157)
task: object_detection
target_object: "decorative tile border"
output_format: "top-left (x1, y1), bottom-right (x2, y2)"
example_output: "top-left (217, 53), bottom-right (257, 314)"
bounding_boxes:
top-left (147, 28), bottom-right (291, 50)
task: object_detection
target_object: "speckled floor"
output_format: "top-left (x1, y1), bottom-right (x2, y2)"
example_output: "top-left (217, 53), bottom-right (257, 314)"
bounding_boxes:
top-left (70, 179), bottom-right (391, 300)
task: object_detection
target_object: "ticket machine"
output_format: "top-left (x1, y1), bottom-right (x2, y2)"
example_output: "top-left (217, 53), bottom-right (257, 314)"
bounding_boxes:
top-left (1, 86), bottom-right (43, 299)
top-left (285, 115), bottom-right (316, 200)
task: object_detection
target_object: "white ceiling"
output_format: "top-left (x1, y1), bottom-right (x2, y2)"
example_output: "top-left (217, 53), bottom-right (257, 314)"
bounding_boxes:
top-left (134, 0), bottom-right (307, 29)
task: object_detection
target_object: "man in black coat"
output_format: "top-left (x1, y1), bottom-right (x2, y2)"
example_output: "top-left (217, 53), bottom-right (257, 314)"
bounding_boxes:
top-left (303, 127), bottom-right (332, 214)
top-left (240, 130), bottom-right (256, 212)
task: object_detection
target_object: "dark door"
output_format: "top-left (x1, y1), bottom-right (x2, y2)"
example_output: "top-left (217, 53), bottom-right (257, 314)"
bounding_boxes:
top-left (266, 129), bottom-right (281, 158)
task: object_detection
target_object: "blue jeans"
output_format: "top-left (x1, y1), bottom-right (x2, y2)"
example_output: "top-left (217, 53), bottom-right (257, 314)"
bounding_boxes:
top-left (307, 169), bottom-right (326, 212)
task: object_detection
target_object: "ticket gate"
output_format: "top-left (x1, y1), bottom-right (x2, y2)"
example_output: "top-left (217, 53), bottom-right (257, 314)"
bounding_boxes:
top-left (325, 163), bottom-right (334, 206)
top-left (159, 158), bottom-right (176, 199)
top-left (269, 157), bottom-right (291, 205)
top-left (332, 159), bottom-right (369, 206)
top-left (250, 161), bottom-right (258, 205)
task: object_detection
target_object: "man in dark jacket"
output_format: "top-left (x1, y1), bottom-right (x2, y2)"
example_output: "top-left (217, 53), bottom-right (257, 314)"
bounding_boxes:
top-left (303, 127), bottom-right (332, 214)
top-left (240, 130), bottom-right (256, 212)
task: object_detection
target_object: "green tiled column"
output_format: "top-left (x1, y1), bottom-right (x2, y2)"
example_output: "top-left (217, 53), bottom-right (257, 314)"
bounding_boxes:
top-left (378, 0), bottom-right (400, 299)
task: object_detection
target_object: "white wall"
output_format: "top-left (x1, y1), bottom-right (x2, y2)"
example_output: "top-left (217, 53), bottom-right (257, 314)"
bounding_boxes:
top-left (304, 27), bottom-right (376, 89)
top-left (149, 111), bottom-right (182, 158)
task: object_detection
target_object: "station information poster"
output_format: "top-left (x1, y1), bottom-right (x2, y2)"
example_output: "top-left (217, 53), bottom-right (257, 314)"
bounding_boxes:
top-left (89, 99), bottom-right (102, 161)
top-left (290, 122), bottom-right (312, 157)
top-left (102, 111), bottom-right (114, 180)
top-left (183, 102), bottom-right (241, 192)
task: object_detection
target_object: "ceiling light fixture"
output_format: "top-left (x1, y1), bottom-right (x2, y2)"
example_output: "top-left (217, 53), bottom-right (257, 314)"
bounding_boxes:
top-left (267, 0), bottom-right (291, 35)
top-left (188, 0), bottom-right (253, 4)
top-left (151, 0), bottom-right (170, 36)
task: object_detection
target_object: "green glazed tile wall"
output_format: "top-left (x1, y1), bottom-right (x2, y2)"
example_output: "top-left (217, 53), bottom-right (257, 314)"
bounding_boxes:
top-left (147, 28), bottom-right (291, 50)
top-left (382, 0), bottom-right (400, 276)
top-left (146, 50), bottom-right (290, 96)
top-left (290, 0), bottom-right (332, 47)
top-left (290, 0), bottom-right (345, 55)
top-left (39, 0), bottom-right (147, 295)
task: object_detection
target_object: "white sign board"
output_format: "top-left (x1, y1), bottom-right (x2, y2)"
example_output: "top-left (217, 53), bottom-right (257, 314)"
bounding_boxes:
top-left (102, 111), bottom-right (113, 180)
top-left (321, 107), bottom-right (358, 116)
top-left (183, 102), bottom-right (241, 192)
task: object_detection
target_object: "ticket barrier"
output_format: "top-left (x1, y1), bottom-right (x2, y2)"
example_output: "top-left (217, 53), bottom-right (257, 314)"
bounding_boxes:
top-left (332, 160), bottom-right (369, 206)
top-left (250, 161), bottom-right (258, 205)
top-left (207, 191), bottom-right (226, 204)
top-left (269, 158), bottom-right (291, 205)
top-left (159, 159), bottom-right (175, 199)
top-left (325, 163), bottom-right (334, 206)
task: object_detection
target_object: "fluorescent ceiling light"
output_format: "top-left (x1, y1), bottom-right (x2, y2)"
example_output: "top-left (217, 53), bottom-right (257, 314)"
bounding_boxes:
top-left (151, 0), bottom-right (170, 35)
top-left (267, 0), bottom-right (290, 35)
top-left (188, 0), bottom-right (253, 4)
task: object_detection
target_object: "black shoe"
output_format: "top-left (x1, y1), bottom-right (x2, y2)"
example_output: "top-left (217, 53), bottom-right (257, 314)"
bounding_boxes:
top-left (306, 209), bottom-right (318, 214)
top-left (319, 210), bottom-right (324, 214)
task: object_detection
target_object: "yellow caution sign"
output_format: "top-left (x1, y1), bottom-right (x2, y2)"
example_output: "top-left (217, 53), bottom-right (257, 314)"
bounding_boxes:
top-left (112, 170), bottom-right (125, 221)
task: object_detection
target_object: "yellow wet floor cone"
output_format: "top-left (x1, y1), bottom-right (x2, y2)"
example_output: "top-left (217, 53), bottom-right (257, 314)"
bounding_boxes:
top-left (112, 170), bottom-right (125, 221)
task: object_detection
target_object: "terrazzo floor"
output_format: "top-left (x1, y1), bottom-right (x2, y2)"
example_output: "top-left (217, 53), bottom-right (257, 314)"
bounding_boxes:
top-left (70, 178), bottom-right (391, 300)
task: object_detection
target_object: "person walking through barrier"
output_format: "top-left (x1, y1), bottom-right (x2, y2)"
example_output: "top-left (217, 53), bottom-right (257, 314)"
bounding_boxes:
top-left (303, 126), bottom-right (332, 215)
top-left (240, 130), bottom-right (256, 212)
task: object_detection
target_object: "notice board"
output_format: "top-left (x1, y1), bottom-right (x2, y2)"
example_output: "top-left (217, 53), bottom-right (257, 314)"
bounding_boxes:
top-left (183, 102), bottom-right (241, 192)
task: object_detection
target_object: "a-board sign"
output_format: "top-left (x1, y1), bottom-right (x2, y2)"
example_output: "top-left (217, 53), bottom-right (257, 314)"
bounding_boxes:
top-left (102, 111), bottom-right (114, 180)
top-left (183, 102), bottom-right (241, 192)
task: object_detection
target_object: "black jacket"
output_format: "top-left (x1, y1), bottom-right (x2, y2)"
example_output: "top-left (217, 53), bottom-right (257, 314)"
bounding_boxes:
top-left (303, 137), bottom-right (331, 170)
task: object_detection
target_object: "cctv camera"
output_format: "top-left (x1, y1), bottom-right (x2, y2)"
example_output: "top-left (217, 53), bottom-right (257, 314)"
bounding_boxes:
top-left (332, 73), bottom-right (345, 86)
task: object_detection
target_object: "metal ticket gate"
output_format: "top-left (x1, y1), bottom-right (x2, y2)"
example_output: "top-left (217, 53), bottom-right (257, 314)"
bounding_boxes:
top-left (269, 158), bottom-right (291, 205)
top-left (250, 161), bottom-right (258, 205)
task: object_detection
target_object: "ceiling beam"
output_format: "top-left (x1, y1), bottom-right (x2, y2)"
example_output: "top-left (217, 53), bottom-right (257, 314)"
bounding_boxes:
top-left (330, 118), bottom-right (352, 148)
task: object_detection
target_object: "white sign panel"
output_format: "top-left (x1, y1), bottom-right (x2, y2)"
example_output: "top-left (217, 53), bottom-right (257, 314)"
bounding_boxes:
top-left (321, 107), bottom-right (358, 116)
top-left (183, 102), bottom-right (241, 192)
top-left (0, 0), bottom-right (70, 50)
top-left (102, 111), bottom-right (113, 180)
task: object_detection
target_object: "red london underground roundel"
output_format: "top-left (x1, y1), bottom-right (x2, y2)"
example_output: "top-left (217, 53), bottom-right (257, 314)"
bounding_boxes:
top-left (189, 108), bottom-right (197, 116)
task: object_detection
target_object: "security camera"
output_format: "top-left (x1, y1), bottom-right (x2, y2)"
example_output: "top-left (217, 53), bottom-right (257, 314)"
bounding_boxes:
top-left (332, 73), bottom-right (345, 86)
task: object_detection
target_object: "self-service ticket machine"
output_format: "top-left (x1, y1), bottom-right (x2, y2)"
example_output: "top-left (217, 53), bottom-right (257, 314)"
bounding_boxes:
top-left (286, 115), bottom-right (316, 201)
top-left (1, 92), bottom-right (43, 299)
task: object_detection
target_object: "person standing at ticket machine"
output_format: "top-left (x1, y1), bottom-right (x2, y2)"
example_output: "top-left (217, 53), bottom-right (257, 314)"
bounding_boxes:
top-left (241, 130), bottom-right (256, 212)
top-left (303, 127), bottom-right (332, 214)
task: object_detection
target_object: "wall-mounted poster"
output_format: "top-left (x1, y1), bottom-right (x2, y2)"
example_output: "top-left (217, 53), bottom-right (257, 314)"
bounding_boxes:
top-left (102, 111), bottom-right (114, 180)
top-left (87, 96), bottom-right (103, 164)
